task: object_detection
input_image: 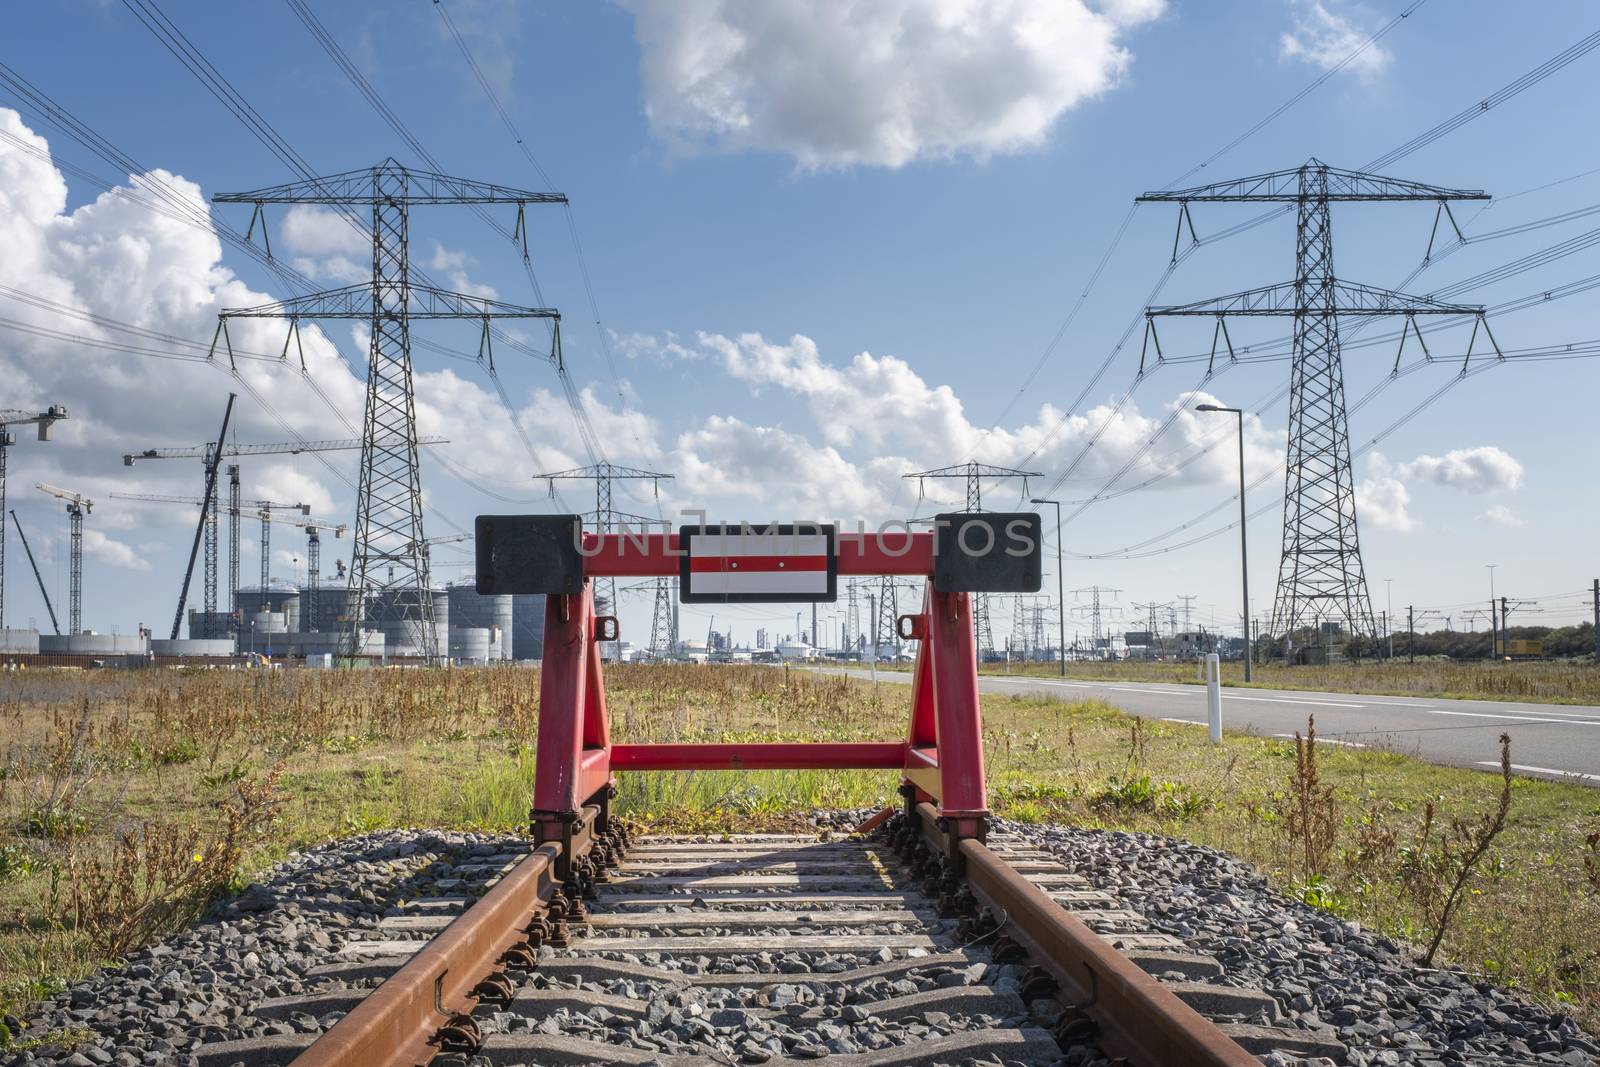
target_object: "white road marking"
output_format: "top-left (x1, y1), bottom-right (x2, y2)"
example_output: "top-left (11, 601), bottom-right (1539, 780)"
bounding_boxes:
top-left (1226, 694), bottom-right (1366, 708)
top-left (1478, 761), bottom-right (1597, 783)
top-left (1424, 708), bottom-right (1600, 727)
top-left (1160, 717), bottom-right (1202, 726)
top-left (1274, 732), bottom-right (1365, 748)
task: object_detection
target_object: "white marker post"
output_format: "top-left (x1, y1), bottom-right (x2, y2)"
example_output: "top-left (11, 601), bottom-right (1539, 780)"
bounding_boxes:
top-left (1205, 652), bottom-right (1222, 744)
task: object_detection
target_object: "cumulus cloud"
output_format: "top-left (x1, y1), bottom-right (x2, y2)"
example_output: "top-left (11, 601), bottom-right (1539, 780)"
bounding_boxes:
top-left (1481, 505), bottom-right (1525, 529)
top-left (621, 0), bottom-right (1164, 168)
top-left (684, 330), bottom-right (1280, 510)
top-left (250, 465), bottom-right (336, 517)
top-left (1399, 446), bottom-right (1523, 494)
top-left (279, 205), bottom-right (367, 258)
top-left (82, 529), bottom-right (152, 571)
top-left (1357, 453), bottom-right (1416, 532)
top-left (1279, 1), bottom-right (1391, 78)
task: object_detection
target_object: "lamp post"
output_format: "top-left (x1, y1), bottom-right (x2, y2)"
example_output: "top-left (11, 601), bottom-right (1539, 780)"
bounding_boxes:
top-left (1384, 577), bottom-right (1394, 660)
top-left (1029, 497), bottom-right (1067, 676)
top-left (1486, 564), bottom-right (1498, 658)
top-left (1196, 404), bottom-right (1252, 681)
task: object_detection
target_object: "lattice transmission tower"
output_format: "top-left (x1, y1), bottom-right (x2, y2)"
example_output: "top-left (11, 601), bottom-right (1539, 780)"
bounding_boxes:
top-left (1139, 160), bottom-right (1498, 650)
top-left (538, 461), bottom-right (673, 638)
top-left (905, 462), bottom-right (1042, 658)
top-left (873, 575), bottom-right (902, 660)
top-left (1072, 586), bottom-right (1121, 655)
top-left (214, 161), bottom-right (566, 661)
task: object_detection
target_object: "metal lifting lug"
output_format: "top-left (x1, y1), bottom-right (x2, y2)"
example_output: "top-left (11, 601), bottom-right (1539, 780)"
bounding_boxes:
top-left (434, 1012), bottom-right (482, 1054)
top-left (1053, 1005), bottom-right (1100, 1045)
top-left (1020, 965), bottom-right (1058, 1000)
top-left (501, 942), bottom-right (538, 972)
top-left (990, 934), bottom-right (1028, 965)
top-left (471, 970), bottom-right (516, 1006)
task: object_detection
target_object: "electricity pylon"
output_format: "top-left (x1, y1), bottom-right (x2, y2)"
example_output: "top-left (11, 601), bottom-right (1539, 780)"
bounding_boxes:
top-left (905, 462), bottom-right (1043, 657)
top-left (1139, 160), bottom-right (1497, 651)
top-left (1072, 586), bottom-right (1122, 655)
top-left (537, 461), bottom-right (673, 636)
top-left (874, 575), bottom-right (901, 660)
top-left (213, 161), bottom-right (565, 660)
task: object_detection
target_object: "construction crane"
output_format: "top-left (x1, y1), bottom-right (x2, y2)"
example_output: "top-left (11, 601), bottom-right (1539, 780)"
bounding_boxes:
top-left (109, 491), bottom-right (310, 598)
top-left (8, 509), bottom-right (60, 635)
top-left (275, 517), bottom-right (347, 630)
top-left (0, 404), bottom-right (67, 631)
top-left (34, 482), bottom-right (92, 634)
top-left (121, 433), bottom-right (447, 466)
top-left (122, 431), bottom-right (446, 635)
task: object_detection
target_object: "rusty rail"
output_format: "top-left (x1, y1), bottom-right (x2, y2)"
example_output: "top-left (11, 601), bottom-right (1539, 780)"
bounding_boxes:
top-left (290, 808), bottom-right (600, 1067)
top-left (913, 803), bottom-right (1257, 1067)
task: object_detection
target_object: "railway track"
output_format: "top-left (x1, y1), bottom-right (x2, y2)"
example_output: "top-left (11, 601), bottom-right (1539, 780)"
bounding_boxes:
top-left (196, 806), bottom-right (1345, 1067)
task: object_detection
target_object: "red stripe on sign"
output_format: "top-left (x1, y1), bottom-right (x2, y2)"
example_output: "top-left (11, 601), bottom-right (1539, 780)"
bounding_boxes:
top-left (688, 555), bottom-right (829, 573)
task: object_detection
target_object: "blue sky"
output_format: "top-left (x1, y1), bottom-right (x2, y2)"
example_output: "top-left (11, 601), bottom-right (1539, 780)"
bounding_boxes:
top-left (1, 0), bottom-right (1597, 647)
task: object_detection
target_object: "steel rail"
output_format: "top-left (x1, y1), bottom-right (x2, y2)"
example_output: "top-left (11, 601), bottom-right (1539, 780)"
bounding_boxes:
top-left (913, 803), bottom-right (1257, 1067)
top-left (290, 808), bottom-right (599, 1067)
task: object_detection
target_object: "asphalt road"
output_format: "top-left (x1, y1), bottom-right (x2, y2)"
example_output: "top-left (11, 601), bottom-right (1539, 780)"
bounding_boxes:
top-left (816, 668), bottom-right (1600, 787)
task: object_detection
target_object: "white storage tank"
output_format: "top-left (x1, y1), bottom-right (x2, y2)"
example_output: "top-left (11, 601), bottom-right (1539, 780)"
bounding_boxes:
top-left (511, 593), bottom-right (547, 660)
top-left (40, 632), bottom-right (150, 655)
top-left (448, 626), bottom-right (493, 664)
top-left (0, 628), bottom-right (41, 654)
top-left (151, 638), bottom-right (236, 657)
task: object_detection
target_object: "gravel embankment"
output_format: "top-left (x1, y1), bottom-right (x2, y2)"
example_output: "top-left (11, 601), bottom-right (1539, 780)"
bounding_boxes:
top-left (1009, 820), bottom-right (1599, 1067)
top-left (4, 816), bottom-right (1595, 1067)
top-left (1, 831), bottom-right (523, 1067)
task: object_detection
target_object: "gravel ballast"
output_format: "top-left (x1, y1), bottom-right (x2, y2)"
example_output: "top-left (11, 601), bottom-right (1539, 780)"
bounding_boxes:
top-left (1007, 819), bottom-right (1599, 1067)
top-left (4, 817), bottom-right (1597, 1066)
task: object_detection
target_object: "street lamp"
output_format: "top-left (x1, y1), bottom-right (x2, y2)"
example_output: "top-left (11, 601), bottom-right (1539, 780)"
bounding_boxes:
top-left (1195, 404), bottom-right (1252, 681)
top-left (1384, 577), bottom-right (1394, 660)
top-left (1029, 497), bottom-right (1067, 676)
top-left (1486, 564), bottom-right (1498, 658)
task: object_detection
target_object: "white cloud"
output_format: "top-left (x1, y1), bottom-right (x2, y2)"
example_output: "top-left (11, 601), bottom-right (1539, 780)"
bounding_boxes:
top-left (279, 205), bottom-right (368, 258)
top-left (1357, 453), bottom-right (1416, 532)
top-left (1481, 505), bottom-right (1525, 529)
top-left (1279, 1), bottom-right (1391, 78)
top-left (1400, 446), bottom-right (1523, 494)
top-left (622, 0), bottom-right (1164, 168)
top-left (612, 329), bottom-right (701, 363)
top-left (82, 529), bottom-right (151, 571)
top-left (684, 331), bottom-right (1280, 509)
top-left (250, 465), bottom-right (336, 517)
top-left (427, 242), bottom-right (497, 300)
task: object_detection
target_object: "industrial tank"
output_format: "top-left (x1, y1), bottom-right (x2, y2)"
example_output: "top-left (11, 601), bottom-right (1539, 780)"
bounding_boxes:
top-left (511, 593), bottom-right (547, 661)
top-left (0, 629), bottom-right (41, 654)
top-left (448, 627), bottom-right (493, 664)
top-left (40, 632), bottom-right (149, 655)
top-left (448, 582), bottom-right (514, 660)
top-left (236, 583), bottom-right (300, 634)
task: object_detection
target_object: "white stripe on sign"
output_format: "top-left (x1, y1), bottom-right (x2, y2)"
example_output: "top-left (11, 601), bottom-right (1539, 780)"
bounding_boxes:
top-left (697, 533), bottom-right (830, 556)
top-left (692, 571), bottom-right (831, 595)
top-left (688, 530), bottom-right (831, 597)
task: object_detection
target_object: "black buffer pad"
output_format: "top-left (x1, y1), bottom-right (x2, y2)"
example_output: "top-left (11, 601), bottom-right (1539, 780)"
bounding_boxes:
top-left (475, 514), bottom-right (585, 595)
top-left (933, 512), bottom-right (1043, 593)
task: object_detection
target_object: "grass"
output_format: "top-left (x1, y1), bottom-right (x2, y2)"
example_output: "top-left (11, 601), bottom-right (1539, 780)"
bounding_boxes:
top-left (0, 662), bottom-right (1597, 1044)
top-left (979, 657), bottom-right (1600, 705)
